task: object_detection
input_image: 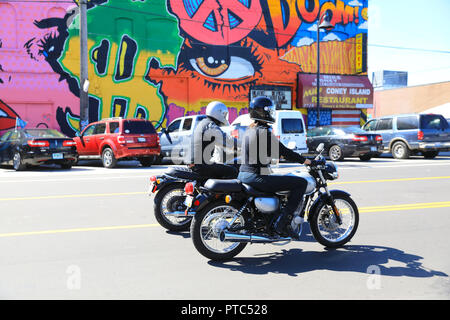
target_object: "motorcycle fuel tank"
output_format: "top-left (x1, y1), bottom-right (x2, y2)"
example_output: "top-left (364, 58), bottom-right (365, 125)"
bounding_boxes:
top-left (288, 171), bottom-right (317, 195)
top-left (254, 197), bottom-right (279, 213)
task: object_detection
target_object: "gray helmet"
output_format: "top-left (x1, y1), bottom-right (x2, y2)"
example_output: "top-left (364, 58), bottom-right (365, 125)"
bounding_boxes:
top-left (205, 101), bottom-right (229, 126)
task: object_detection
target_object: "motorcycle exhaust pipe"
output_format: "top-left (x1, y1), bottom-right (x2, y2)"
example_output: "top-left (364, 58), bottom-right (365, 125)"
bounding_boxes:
top-left (164, 211), bottom-right (195, 217)
top-left (219, 231), bottom-right (290, 243)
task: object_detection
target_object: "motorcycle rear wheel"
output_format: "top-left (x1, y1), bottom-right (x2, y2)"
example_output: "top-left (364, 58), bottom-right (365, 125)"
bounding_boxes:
top-left (309, 194), bottom-right (359, 248)
top-left (190, 200), bottom-right (247, 261)
top-left (154, 183), bottom-right (191, 231)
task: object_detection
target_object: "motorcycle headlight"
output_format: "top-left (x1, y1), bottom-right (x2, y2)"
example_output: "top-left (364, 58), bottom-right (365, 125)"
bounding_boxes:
top-left (324, 162), bottom-right (339, 180)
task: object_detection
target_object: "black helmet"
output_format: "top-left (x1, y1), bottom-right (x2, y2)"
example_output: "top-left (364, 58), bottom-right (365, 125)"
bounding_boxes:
top-left (249, 96), bottom-right (275, 123)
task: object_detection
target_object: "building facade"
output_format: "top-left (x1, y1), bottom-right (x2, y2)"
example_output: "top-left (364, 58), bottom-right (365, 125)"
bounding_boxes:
top-left (0, 0), bottom-right (371, 136)
top-left (371, 81), bottom-right (450, 119)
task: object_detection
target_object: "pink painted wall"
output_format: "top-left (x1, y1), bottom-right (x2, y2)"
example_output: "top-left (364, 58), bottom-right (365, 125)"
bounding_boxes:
top-left (0, 1), bottom-right (79, 132)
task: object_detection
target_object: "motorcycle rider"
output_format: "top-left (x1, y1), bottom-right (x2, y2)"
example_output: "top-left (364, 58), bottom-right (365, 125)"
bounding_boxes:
top-left (238, 96), bottom-right (319, 238)
top-left (187, 101), bottom-right (238, 178)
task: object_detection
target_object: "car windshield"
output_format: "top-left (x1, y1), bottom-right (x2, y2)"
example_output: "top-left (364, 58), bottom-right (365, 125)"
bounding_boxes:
top-left (340, 127), bottom-right (367, 134)
top-left (420, 114), bottom-right (448, 129)
top-left (123, 120), bottom-right (156, 134)
top-left (24, 129), bottom-right (67, 138)
top-left (281, 118), bottom-right (304, 134)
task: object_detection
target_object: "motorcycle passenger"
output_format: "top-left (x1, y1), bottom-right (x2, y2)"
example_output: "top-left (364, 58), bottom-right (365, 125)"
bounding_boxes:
top-left (187, 101), bottom-right (238, 178)
top-left (238, 96), bottom-right (315, 238)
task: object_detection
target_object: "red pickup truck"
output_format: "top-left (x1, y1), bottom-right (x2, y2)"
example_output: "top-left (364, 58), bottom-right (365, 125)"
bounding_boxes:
top-left (73, 118), bottom-right (161, 168)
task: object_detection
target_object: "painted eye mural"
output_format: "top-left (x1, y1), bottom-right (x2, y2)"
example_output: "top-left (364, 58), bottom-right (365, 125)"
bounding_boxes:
top-left (0, 0), bottom-right (369, 136)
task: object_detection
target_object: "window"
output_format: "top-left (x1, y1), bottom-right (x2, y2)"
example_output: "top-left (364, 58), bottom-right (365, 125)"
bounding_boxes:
top-left (167, 119), bottom-right (181, 133)
top-left (181, 118), bottom-right (193, 131)
top-left (9, 131), bottom-right (20, 140)
top-left (94, 123), bottom-right (106, 135)
top-left (123, 120), bottom-right (156, 134)
top-left (420, 115), bottom-right (448, 130)
top-left (397, 116), bottom-right (418, 130)
top-left (82, 125), bottom-right (96, 136)
top-left (363, 120), bottom-right (378, 131)
top-left (24, 129), bottom-right (66, 138)
top-left (377, 119), bottom-right (393, 130)
top-left (0, 131), bottom-right (12, 142)
top-left (109, 122), bottom-right (120, 134)
top-left (281, 119), bottom-right (304, 134)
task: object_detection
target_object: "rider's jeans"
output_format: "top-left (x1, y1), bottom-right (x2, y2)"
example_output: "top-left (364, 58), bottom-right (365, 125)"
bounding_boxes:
top-left (237, 171), bottom-right (307, 216)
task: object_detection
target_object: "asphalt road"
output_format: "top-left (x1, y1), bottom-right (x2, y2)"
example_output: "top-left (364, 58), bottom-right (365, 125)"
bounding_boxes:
top-left (1, 154), bottom-right (450, 299)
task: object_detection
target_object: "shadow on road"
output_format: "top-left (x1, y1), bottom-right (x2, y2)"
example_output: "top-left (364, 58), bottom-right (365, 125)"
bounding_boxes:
top-left (208, 244), bottom-right (448, 278)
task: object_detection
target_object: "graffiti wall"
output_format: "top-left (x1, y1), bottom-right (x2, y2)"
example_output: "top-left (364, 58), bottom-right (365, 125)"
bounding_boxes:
top-left (0, 0), bottom-right (368, 136)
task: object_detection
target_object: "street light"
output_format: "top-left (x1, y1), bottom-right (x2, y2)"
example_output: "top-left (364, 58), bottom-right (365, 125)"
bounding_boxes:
top-left (316, 10), bottom-right (334, 127)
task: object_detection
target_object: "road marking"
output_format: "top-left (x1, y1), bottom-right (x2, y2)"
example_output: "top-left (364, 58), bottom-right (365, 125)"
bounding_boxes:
top-left (1, 201), bottom-right (449, 238)
top-left (359, 201), bottom-right (450, 213)
top-left (1, 176), bottom-right (449, 202)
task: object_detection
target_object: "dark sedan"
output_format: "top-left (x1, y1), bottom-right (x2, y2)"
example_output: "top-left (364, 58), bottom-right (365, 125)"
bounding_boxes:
top-left (0, 128), bottom-right (78, 170)
top-left (307, 126), bottom-right (383, 161)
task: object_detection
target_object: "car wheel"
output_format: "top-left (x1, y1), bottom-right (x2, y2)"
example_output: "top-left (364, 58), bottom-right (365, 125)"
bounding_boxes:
top-left (102, 147), bottom-right (117, 168)
top-left (13, 152), bottom-right (26, 171)
top-left (391, 141), bottom-right (410, 159)
top-left (328, 145), bottom-right (344, 161)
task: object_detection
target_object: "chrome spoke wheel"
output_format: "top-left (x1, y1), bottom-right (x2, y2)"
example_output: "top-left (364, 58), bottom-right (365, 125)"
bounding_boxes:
top-left (317, 199), bottom-right (356, 243)
top-left (200, 205), bottom-right (244, 254)
top-left (160, 189), bottom-right (190, 226)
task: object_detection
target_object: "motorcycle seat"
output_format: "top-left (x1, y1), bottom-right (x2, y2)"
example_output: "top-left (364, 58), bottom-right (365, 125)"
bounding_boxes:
top-left (165, 167), bottom-right (203, 181)
top-left (242, 184), bottom-right (272, 197)
top-left (203, 179), bottom-right (242, 193)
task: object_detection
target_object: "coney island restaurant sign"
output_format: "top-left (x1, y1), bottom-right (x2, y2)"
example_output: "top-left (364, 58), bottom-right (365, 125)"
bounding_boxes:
top-left (297, 74), bottom-right (373, 109)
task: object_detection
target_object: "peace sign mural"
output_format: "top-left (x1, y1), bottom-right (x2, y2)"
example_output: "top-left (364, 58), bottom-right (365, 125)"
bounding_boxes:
top-left (169, 0), bottom-right (262, 45)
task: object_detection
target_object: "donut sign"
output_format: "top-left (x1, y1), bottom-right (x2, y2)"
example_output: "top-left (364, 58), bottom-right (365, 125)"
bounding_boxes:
top-left (169, 0), bottom-right (262, 45)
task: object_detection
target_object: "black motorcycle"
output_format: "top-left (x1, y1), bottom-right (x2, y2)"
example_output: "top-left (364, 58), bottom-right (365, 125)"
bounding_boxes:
top-left (189, 144), bottom-right (359, 261)
top-left (149, 162), bottom-right (239, 232)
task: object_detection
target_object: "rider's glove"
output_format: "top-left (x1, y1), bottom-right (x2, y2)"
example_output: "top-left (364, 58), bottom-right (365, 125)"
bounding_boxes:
top-left (310, 158), bottom-right (326, 166)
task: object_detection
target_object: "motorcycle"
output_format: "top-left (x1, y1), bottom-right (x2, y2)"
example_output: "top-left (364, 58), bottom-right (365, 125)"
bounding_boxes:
top-left (149, 158), bottom-right (239, 232)
top-left (189, 143), bottom-right (359, 261)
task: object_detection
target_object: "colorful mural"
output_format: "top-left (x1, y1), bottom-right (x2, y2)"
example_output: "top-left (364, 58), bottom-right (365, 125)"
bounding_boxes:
top-left (0, 0), bottom-right (368, 136)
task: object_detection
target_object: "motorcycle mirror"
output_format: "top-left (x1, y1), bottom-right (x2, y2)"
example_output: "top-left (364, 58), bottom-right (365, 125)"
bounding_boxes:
top-left (316, 143), bottom-right (325, 153)
top-left (287, 141), bottom-right (296, 149)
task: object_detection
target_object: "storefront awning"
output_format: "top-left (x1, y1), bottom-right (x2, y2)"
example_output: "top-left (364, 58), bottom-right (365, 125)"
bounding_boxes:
top-left (298, 74), bottom-right (373, 109)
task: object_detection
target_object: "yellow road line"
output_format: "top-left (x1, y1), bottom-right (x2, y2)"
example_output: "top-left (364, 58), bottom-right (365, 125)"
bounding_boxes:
top-left (330, 175), bottom-right (450, 185)
top-left (1, 201), bottom-right (450, 239)
top-left (1, 176), bottom-right (449, 202)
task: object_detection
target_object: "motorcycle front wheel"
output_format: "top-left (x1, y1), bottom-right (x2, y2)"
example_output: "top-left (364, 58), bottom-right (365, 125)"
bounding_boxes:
top-left (309, 194), bottom-right (359, 248)
top-left (190, 200), bottom-right (247, 261)
top-left (154, 183), bottom-right (191, 231)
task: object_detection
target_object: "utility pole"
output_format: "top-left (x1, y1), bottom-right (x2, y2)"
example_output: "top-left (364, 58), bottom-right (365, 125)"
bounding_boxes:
top-left (79, 0), bottom-right (89, 132)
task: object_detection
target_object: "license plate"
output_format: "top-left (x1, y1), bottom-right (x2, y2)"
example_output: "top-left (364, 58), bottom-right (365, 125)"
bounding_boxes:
top-left (184, 195), bottom-right (193, 208)
top-left (370, 147), bottom-right (376, 151)
top-left (52, 153), bottom-right (63, 159)
top-left (138, 137), bottom-right (146, 142)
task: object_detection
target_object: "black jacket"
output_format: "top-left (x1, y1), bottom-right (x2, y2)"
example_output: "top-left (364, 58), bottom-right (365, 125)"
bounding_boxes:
top-left (187, 117), bottom-right (237, 165)
top-left (240, 123), bottom-right (306, 174)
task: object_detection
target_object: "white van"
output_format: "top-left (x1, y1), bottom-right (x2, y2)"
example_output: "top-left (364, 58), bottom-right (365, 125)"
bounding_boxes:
top-left (229, 110), bottom-right (308, 155)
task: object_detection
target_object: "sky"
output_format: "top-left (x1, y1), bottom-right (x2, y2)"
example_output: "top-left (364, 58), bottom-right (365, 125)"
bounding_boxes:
top-left (367, 0), bottom-right (450, 87)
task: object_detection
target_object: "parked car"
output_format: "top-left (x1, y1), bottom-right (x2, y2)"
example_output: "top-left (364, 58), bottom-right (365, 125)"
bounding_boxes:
top-left (73, 117), bottom-right (160, 168)
top-left (307, 126), bottom-right (383, 161)
top-left (226, 110), bottom-right (308, 155)
top-left (0, 128), bottom-right (77, 170)
top-left (158, 115), bottom-right (208, 163)
top-left (362, 113), bottom-right (450, 159)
